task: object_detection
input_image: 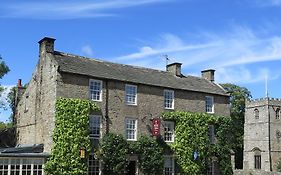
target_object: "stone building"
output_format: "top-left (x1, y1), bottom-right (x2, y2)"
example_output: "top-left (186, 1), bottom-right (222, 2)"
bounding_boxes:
top-left (244, 97), bottom-right (281, 172)
top-left (1, 37), bottom-right (230, 175)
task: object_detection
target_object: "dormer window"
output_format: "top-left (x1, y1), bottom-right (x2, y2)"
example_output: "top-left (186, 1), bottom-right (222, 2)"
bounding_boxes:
top-left (254, 109), bottom-right (259, 119)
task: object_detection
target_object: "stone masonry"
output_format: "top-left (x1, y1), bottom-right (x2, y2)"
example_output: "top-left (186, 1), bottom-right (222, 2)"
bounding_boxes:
top-left (15, 37), bottom-right (231, 174)
top-left (244, 97), bottom-right (281, 172)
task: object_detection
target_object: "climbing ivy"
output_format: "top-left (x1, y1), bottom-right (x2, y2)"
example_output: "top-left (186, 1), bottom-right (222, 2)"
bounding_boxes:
top-left (44, 98), bottom-right (99, 175)
top-left (162, 111), bottom-right (233, 175)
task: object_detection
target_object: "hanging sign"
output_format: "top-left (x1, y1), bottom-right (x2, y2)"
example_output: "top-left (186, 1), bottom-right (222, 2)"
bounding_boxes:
top-left (152, 118), bottom-right (161, 136)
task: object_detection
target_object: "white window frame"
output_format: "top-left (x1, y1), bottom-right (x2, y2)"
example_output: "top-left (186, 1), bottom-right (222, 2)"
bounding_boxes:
top-left (88, 154), bottom-right (101, 175)
top-left (89, 79), bottom-right (103, 102)
top-left (205, 96), bottom-right (214, 113)
top-left (125, 118), bottom-right (137, 141)
top-left (163, 155), bottom-right (174, 175)
top-left (0, 157), bottom-right (45, 175)
top-left (164, 90), bottom-right (174, 109)
top-left (89, 115), bottom-right (102, 139)
top-left (125, 84), bottom-right (137, 105)
top-left (164, 121), bottom-right (175, 143)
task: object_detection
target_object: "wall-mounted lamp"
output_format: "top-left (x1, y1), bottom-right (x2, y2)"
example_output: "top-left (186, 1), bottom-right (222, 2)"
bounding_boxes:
top-left (80, 147), bottom-right (86, 159)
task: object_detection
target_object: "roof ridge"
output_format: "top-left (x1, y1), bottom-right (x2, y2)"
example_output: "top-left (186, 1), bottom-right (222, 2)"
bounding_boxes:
top-left (54, 50), bottom-right (170, 74)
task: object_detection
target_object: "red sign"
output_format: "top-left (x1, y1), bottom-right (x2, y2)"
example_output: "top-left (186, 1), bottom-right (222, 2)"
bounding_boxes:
top-left (152, 118), bottom-right (161, 136)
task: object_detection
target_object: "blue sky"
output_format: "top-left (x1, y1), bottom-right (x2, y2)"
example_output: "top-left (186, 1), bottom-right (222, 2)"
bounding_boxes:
top-left (1, 0), bottom-right (281, 122)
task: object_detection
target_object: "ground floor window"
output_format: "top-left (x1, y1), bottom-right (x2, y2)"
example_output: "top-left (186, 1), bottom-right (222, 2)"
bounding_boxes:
top-left (88, 154), bottom-right (100, 175)
top-left (163, 156), bottom-right (174, 175)
top-left (254, 155), bottom-right (261, 169)
top-left (0, 158), bottom-right (44, 175)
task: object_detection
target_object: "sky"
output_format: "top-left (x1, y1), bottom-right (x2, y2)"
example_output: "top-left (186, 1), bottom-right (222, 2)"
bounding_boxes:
top-left (1, 0), bottom-right (281, 122)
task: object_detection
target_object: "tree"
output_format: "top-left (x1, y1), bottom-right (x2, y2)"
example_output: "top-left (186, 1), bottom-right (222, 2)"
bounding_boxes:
top-left (0, 55), bottom-right (10, 128)
top-left (220, 83), bottom-right (252, 169)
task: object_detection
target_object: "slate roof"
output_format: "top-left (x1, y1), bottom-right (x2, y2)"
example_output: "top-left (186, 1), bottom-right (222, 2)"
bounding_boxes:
top-left (54, 51), bottom-right (228, 96)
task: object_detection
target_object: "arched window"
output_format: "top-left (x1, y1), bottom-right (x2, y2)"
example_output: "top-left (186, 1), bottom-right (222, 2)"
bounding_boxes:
top-left (253, 148), bottom-right (261, 169)
top-left (254, 109), bottom-right (259, 119)
top-left (276, 108), bottom-right (280, 119)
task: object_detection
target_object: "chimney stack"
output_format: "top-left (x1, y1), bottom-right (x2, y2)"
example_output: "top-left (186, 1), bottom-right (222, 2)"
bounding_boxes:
top-left (17, 79), bottom-right (22, 88)
top-left (38, 37), bottom-right (56, 55)
top-left (201, 69), bottom-right (215, 82)
top-left (166, 63), bottom-right (182, 77)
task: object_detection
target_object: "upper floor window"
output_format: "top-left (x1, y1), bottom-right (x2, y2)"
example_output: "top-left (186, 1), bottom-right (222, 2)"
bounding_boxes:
top-left (254, 109), bottom-right (259, 119)
top-left (206, 96), bottom-right (214, 113)
top-left (125, 84), bottom-right (137, 105)
top-left (163, 156), bottom-right (174, 175)
top-left (164, 121), bottom-right (175, 142)
top-left (164, 90), bottom-right (174, 109)
top-left (89, 79), bottom-right (102, 101)
top-left (276, 108), bottom-right (280, 119)
top-left (125, 118), bottom-right (137, 141)
top-left (89, 115), bottom-right (101, 139)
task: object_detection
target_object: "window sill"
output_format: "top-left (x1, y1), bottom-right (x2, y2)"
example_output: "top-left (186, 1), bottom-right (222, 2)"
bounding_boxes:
top-left (126, 103), bottom-right (137, 106)
top-left (127, 139), bottom-right (137, 141)
top-left (91, 99), bottom-right (102, 102)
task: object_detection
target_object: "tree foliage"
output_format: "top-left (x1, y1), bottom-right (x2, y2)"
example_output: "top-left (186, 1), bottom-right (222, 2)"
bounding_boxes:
top-left (99, 134), bottom-right (164, 175)
top-left (44, 98), bottom-right (99, 175)
top-left (0, 55), bottom-right (9, 111)
top-left (163, 111), bottom-right (233, 175)
top-left (99, 133), bottom-right (129, 175)
top-left (220, 83), bottom-right (251, 168)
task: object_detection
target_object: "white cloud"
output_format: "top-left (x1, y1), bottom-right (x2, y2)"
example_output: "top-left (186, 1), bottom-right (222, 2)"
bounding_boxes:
top-left (0, 0), bottom-right (172, 19)
top-left (81, 45), bottom-right (94, 57)
top-left (112, 26), bottom-right (281, 84)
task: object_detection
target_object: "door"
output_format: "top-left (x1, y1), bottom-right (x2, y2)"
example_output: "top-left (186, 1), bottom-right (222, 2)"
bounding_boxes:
top-left (126, 161), bottom-right (137, 175)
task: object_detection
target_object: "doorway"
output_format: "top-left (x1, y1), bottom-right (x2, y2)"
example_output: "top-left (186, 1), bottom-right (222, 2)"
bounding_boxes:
top-left (126, 161), bottom-right (137, 175)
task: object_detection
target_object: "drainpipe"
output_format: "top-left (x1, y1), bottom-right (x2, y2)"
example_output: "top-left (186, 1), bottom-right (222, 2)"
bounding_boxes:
top-left (105, 80), bottom-right (109, 134)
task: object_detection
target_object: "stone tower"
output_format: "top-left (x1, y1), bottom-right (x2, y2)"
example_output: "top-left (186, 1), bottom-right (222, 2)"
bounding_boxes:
top-left (244, 97), bottom-right (281, 171)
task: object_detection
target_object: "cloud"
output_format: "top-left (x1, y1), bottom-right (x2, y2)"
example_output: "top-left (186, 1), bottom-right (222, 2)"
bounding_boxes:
top-left (112, 26), bottom-right (281, 84)
top-left (0, 0), bottom-right (171, 19)
top-left (81, 45), bottom-right (94, 57)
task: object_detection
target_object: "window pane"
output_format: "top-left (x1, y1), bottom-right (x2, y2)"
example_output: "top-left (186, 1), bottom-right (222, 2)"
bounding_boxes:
top-left (164, 122), bottom-right (174, 142)
top-left (90, 80), bottom-right (102, 101)
top-left (164, 156), bottom-right (174, 175)
top-left (125, 85), bottom-right (137, 105)
top-left (206, 96), bottom-right (214, 113)
top-left (90, 115), bottom-right (101, 139)
top-left (164, 90), bottom-right (174, 109)
top-left (126, 119), bottom-right (137, 140)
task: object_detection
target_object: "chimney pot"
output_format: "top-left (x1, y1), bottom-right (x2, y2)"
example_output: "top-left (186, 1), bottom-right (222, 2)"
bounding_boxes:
top-left (201, 69), bottom-right (215, 82)
top-left (166, 62), bottom-right (182, 77)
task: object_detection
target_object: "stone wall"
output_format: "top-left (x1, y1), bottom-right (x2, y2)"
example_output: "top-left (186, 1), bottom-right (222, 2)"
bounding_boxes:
top-left (15, 52), bottom-right (58, 153)
top-left (56, 71), bottom-right (230, 140)
top-left (244, 98), bottom-right (281, 171)
top-left (234, 170), bottom-right (281, 175)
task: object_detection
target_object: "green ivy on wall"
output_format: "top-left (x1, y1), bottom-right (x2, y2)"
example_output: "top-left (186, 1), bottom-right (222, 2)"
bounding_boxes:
top-left (162, 111), bottom-right (233, 175)
top-left (44, 98), bottom-right (99, 175)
